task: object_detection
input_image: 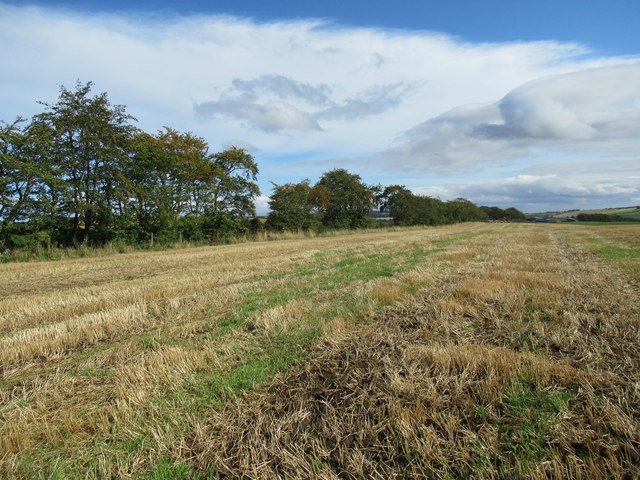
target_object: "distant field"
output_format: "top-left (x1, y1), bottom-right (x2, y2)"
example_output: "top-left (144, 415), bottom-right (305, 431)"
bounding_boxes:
top-left (1, 223), bottom-right (638, 479)
top-left (552, 205), bottom-right (640, 220)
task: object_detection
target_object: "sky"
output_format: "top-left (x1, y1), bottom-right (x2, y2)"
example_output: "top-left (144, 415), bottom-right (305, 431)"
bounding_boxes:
top-left (1, 1), bottom-right (639, 214)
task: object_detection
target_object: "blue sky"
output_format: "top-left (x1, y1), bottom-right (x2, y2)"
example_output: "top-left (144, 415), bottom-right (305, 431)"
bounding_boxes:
top-left (1, 1), bottom-right (639, 213)
top-left (10, 0), bottom-right (640, 55)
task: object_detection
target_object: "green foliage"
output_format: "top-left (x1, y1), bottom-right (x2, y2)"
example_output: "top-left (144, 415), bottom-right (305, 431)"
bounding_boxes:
top-left (480, 205), bottom-right (526, 221)
top-left (576, 213), bottom-right (638, 222)
top-left (315, 168), bottom-right (373, 229)
top-left (204, 212), bottom-right (248, 242)
top-left (210, 146), bottom-right (260, 219)
top-left (384, 187), bottom-right (488, 227)
top-left (500, 383), bottom-right (571, 476)
top-left (0, 118), bottom-right (59, 249)
top-left (31, 81), bottom-right (137, 246)
top-left (265, 180), bottom-right (320, 232)
top-left (0, 82), bottom-right (260, 252)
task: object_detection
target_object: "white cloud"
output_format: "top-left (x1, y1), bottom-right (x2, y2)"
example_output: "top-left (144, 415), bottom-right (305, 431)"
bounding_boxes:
top-left (410, 168), bottom-right (640, 212)
top-left (194, 75), bottom-right (414, 131)
top-left (374, 64), bottom-right (640, 174)
top-left (0, 2), bottom-right (638, 211)
top-left (254, 195), bottom-right (271, 216)
top-left (194, 96), bottom-right (323, 133)
top-left (0, 2), bottom-right (616, 154)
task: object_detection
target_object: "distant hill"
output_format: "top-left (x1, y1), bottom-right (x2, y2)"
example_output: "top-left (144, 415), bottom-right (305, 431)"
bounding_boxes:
top-left (528, 206), bottom-right (640, 221)
top-left (552, 206), bottom-right (640, 220)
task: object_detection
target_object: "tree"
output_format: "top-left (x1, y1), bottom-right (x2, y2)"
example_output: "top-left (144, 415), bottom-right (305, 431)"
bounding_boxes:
top-left (0, 119), bottom-right (36, 248)
top-left (266, 180), bottom-right (319, 232)
top-left (125, 128), bottom-right (214, 241)
top-left (126, 137), bottom-right (259, 242)
top-left (380, 185), bottom-right (412, 215)
top-left (0, 119), bottom-right (59, 249)
top-left (479, 205), bottom-right (526, 222)
top-left (446, 198), bottom-right (487, 223)
top-left (32, 81), bottom-right (136, 245)
top-left (209, 147), bottom-right (260, 219)
top-left (0, 82), bottom-right (264, 250)
top-left (204, 147), bottom-right (260, 240)
top-left (383, 186), bottom-right (447, 226)
top-left (315, 169), bottom-right (373, 229)
top-left (503, 207), bottom-right (526, 222)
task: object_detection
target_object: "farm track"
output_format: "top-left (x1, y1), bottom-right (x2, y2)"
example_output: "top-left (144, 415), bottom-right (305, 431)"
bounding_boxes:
top-left (0, 223), bottom-right (638, 479)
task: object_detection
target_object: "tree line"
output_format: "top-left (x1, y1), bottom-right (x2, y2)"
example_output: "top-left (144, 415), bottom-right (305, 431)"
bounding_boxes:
top-left (1, 82), bottom-right (525, 253)
top-left (1, 82), bottom-right (260, 251)
top-left (575, 213), bottom-right (637, 222)
top-left (266, 178), bottom-right (525, 233)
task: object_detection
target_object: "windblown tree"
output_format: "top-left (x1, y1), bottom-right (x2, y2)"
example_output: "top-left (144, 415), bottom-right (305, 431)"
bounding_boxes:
top-left (124, 128), bottom-right (215, 241)
top-left (315, 169), bottom-right (373, 229)
top-left (266, 180), bottom-right (320, 232)
top-left (205, 146), bottom-right (260, 239)
top-left (32, 81), bottom-right (137, 245)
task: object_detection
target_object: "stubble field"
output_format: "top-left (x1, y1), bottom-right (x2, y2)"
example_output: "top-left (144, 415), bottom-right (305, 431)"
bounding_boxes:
top-left (1, 223), bottom-right (638, 479)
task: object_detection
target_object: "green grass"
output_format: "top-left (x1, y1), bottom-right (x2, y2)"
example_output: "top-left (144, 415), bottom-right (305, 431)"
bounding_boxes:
top-left (610, 207), bottom-right (640, 220)
top-left (499, 383), bottom-right (571, 477)
top-left (146, 458), bottom-right (206, 480)
top-left (558, 227), bottom-right (640, 279)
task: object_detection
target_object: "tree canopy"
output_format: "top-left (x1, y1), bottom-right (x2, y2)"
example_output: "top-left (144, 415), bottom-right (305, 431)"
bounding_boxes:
top-left (0, 82), bottom-right (260, 250)
top-left (314, 169), bottom-right (373, 229)
top-left (266, 180), bottom-right (320, 232)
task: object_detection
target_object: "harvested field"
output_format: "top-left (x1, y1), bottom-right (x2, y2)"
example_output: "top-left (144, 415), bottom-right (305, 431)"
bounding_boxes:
top-left (1, 223), bottom-right (638, 479)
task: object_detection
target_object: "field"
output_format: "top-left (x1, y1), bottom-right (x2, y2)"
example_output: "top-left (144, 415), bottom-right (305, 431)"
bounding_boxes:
top-left (551, 206), bottom-right (640, 220)
top-left (1, 223), bottom-right (638, 479)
